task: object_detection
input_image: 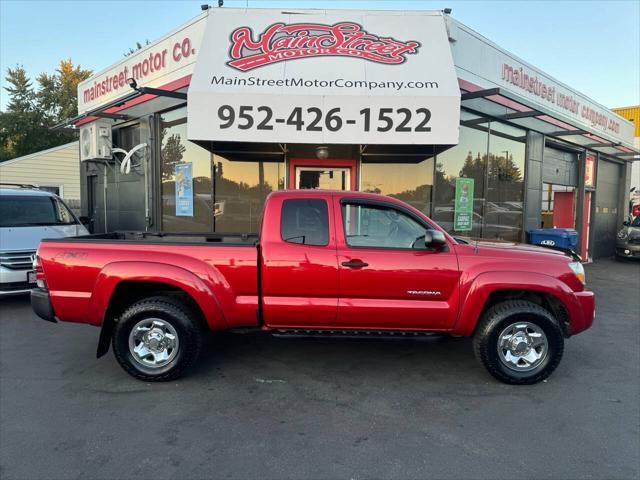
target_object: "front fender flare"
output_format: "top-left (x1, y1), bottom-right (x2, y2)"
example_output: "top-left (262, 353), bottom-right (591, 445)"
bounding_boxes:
top-left (452, 271), bottom-right (579, 337)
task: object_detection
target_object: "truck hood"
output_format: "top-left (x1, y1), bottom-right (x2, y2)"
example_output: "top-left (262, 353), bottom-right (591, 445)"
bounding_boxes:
top-left (469, 239), bottom-right (572, 260)
top-left (0, 225), bottom-right (88, 252)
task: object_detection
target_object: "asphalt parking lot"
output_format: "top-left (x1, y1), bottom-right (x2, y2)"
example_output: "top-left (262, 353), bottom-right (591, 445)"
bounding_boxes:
top-left (0, 258), bottom-right (638, 480)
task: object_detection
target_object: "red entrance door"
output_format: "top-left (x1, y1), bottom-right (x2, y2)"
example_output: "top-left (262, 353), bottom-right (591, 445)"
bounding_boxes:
top-left (552, 191), bottom-right (575, 228)
top-left (288, 158), bottom-right (357, 190)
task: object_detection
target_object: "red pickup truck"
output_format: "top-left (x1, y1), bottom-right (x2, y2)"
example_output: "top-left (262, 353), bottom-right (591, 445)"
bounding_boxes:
top-left (31, 190), bottom-right (594, 384)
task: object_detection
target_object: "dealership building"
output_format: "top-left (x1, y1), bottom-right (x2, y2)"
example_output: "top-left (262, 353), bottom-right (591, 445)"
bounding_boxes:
top-left (59, 8), bottom-right (638, 260)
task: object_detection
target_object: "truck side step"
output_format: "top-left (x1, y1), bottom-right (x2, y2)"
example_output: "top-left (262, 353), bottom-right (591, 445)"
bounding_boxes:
top-left (271, 328), bottom-right (445, 341)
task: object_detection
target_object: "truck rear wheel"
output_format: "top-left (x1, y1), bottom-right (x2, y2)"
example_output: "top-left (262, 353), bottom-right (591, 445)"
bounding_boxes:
top-left (112, 296), bottom-right (203, 381)
top-left (473, 300), bottom-right (564, 385)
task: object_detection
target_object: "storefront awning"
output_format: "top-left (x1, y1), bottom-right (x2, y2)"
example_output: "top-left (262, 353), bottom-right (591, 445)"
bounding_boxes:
top-left (51, 85), bottom-right (187, 131)
top-left (187, 9), bottom-right (461, 146)
top-left (459, 86), bottom-right (640, 160)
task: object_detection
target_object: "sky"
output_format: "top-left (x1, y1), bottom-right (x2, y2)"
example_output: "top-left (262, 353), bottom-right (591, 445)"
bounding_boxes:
top-left (0, 0), bottom-right (639, 111)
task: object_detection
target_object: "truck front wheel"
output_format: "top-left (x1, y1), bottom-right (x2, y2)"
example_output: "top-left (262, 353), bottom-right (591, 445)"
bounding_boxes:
top-left (112, 296), bottom-right (203, 381)
top-left (473, 300), bottom-right (564, 385)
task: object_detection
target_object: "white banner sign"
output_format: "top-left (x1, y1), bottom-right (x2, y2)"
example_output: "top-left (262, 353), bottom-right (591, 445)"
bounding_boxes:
top-left (188, 9), bottom-right (460, 145)
top-left (77, 14), bottom-right (207, 114)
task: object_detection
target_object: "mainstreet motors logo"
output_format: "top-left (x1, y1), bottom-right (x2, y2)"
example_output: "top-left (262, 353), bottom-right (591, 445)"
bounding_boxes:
top-left (227, 22), bottom-right (421, 72)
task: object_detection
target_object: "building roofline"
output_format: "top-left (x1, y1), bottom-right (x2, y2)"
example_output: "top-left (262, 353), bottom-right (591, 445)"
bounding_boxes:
top-left (447, 16), bottom-right (635, 131)
top-left (0, 141), bottom-right (79, 167)
top-left (612, 105), bottom-right (640, 111)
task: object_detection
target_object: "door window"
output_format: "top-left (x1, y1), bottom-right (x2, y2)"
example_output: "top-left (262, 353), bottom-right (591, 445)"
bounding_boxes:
top-left (281, 199), bottom-right (329, 246)
top-left (342, 203), bottom-right (429, 249)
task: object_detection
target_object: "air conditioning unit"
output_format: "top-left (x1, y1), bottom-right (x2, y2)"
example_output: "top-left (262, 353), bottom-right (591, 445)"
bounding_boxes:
top-left (79, 120), bottom-right (112, 161)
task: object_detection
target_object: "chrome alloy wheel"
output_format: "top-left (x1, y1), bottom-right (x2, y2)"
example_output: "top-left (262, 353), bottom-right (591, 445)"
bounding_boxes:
top-left (128, 318), bottom-right (179, 368)
top-left (497, 322), bottom-right (548, 372)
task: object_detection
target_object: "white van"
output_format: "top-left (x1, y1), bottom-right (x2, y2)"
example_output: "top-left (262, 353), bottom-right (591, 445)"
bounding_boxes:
top-left (0, 185), bottom-right (89, 296)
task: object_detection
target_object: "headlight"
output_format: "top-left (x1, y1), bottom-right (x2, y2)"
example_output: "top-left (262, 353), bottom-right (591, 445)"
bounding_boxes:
top-left (568, 261), bottom-right (585, 285)
top-left (617, 229), bottom-right (628, 240)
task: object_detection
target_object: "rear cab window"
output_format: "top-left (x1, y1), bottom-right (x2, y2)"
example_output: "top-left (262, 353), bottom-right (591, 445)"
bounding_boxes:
top-left (280, 199), bottom-right (329, 246)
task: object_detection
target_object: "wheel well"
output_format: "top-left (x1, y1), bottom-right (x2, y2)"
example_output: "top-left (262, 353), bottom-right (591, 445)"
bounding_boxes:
top-left (479, 289), bottom-right (570, 336)
top-left (96, 281), bottom-right (207, 358)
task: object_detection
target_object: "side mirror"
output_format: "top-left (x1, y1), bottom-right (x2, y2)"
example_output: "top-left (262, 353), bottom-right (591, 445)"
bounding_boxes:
top-left (424, 230), bottom-right (447, 249)
top-left (622, 220), bottom-right (630, 226)
top-left (79, 216), bottom-right (91, 226)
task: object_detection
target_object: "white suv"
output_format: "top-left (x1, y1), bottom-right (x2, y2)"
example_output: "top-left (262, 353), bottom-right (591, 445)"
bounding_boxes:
top-left (0, 185), bottom-right (89, 296)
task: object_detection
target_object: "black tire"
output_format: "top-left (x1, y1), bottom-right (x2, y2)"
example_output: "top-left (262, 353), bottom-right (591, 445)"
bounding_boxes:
top-left (473, 300), bottom-right (564, 385)
top-left (112, 296), bottom-right (203, 381)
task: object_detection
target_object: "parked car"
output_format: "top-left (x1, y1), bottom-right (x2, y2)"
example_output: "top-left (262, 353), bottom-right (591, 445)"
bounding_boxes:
top-left (616, 215), bottom-right (640, 260)
top-left (0, 185), bottom-right (89, 296)
top-left (31, 190), bottom-right (594, 384)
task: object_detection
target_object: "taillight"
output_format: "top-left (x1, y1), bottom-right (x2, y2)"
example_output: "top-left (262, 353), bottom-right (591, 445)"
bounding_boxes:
top-left (33, 254), bottom-right (47, 289)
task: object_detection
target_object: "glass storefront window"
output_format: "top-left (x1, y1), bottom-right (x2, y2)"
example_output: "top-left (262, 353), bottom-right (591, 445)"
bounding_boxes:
top-left (160, 107), bottom-right (213, 232)
top-left (485, 131), bottom-right (525, 242)
top-left (433, 122), bottom-right (525, 241)
top-left (160, 107), bottom-right (285, 233)
top-left (434, 125), bottom-right (488, 237)
top-left (360, 158), bottom-right (434, 215)
top-left (213, 155), bottom-right (285, 233)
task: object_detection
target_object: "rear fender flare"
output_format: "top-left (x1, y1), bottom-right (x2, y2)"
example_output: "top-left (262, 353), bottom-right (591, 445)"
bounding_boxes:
top-left (452, 271), bottom-right (579, 337)
top-left (88, 261), bottom-right (228, 330)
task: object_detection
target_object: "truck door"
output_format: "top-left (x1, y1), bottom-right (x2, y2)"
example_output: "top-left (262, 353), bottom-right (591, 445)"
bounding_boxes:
top-left (260, 194), bottom-right (339, 328)
top-left (335, 197), bottom-right (460, 330)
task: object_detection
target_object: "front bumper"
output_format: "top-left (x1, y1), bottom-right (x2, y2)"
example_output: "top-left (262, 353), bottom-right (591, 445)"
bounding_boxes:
top-left (30, 288), bottom-right (57, 323)
top-left (615, 242), bottom-right (640, 258)
top-left (0, 267), bottom-right (36, 296)
top-left (569, 290), bottom-right (595, 336)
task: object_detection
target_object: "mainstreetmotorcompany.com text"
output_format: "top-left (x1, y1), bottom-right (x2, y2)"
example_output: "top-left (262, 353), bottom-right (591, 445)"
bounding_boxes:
top-left (210, 75), bottom-right (440, 91)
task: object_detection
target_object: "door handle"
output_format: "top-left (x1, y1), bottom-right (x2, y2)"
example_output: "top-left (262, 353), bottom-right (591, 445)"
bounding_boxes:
top-left (341, 260), bottom-right (369, 268)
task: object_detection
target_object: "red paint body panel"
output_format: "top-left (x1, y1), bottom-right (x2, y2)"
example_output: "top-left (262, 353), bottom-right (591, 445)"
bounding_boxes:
top-left (37, 190), bottom-right (595, 339)
top-left (39, 242), bottom-right (257, 329)
top-left (260, 191), bottom-right (339, 327)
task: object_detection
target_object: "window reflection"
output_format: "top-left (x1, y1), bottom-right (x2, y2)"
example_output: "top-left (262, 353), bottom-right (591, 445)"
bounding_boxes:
top-left (486, 133), bottom-right (525, 241)
top-left (434, 124), bottom-right (525, 241)
top-left (160, 108), bottom-right (213, 232)
top-left (434, 126), bottom-right (487, 237)
top-left (160, 107), bottom-right (285, 234)
top-left (360, 158), bottom-right (434, 215)
top-left (213, 156), bottom-right (285, 233)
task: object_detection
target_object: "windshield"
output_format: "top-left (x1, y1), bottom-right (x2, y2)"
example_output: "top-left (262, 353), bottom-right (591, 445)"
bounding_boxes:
top-left (0, 195), bottom-right (76, 228)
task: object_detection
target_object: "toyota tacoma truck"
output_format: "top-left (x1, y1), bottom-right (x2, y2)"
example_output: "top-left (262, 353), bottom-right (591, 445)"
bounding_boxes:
top-left (31, 190), bottom-right (594, 384)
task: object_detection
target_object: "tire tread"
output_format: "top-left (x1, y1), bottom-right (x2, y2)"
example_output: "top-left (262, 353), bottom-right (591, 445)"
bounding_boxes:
top-left (112, 296), bottom-right (203, 382)
top-left (473, 299), bottom-right (564, 385)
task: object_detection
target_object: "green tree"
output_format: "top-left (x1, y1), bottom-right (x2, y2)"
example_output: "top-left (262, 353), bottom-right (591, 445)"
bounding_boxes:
top-left (0, 66), bottom-right (46, 160)
top-left (160, 131), bottom-right (186, 181)
top-left (0, 60), bottom-right (92, 162)
top-left (37, 59), bottom-right (92, 123)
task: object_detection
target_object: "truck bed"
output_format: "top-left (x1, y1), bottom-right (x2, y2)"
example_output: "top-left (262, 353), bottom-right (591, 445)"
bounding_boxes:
top-left (37, 232), bottom-right (260, 329)
top-left (48, 231), bottom-right (259, 246)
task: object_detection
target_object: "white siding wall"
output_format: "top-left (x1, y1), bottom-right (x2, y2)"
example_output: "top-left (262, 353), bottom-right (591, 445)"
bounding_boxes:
top-left (0, 142), bottom-right (80, 202)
